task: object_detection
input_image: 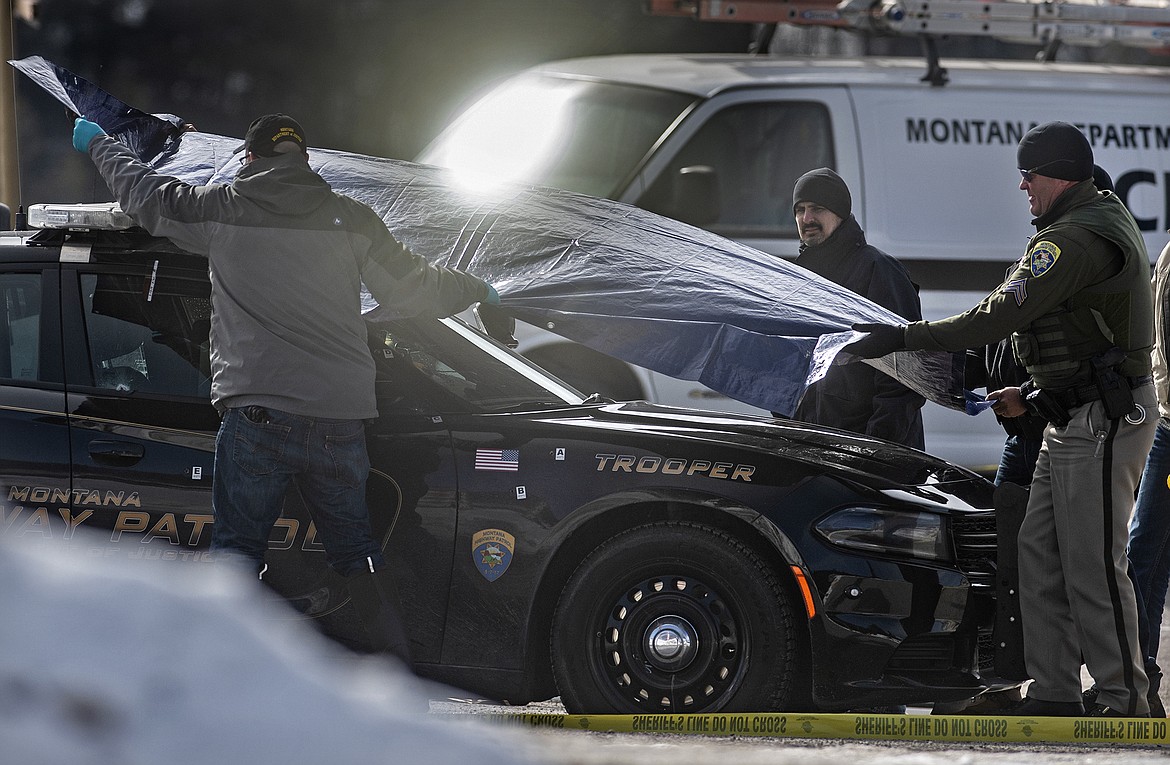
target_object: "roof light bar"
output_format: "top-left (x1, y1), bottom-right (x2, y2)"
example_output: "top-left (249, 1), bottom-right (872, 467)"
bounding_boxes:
top-left (27, 203), bottom-right (134, 231)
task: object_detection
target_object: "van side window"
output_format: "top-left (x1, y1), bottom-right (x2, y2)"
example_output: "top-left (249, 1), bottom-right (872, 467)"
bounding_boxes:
top-left (0, 273), bottom-right (42, 381)
top-left (80, 270), bottom-right (212, 398)
top-left (638, 101), bottom-right (834, 240)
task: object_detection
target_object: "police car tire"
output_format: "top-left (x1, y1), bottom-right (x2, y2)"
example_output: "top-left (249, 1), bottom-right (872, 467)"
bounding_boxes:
top-left (550, 520), bottom-right (800, 714)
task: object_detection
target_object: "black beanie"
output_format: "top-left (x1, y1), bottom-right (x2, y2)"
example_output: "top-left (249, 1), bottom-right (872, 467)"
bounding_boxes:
top-left (1092, 164), bottom-right (1114, 192)
top-left (1017, 122), bottom-right (1093, 182)
top-left (792, 167), bottom-right (851, 220)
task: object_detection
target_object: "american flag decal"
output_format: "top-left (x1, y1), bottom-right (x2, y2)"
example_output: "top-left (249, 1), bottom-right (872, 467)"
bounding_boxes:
top-left (475, 449), bottom-right (520, 471)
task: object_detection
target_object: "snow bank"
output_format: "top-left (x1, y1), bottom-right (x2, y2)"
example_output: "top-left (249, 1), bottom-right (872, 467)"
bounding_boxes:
top-left (0, 535), bottom-right (535, 765)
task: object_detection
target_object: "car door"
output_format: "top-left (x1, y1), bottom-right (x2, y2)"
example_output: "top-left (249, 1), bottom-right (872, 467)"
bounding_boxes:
top-left (60, 255), bottom-right (220, 559)
top-left (357, 322), bottom-right (464, 664)
top-left (244, 322), bottom-right (465, 661)
top-left (0, 261), bottom-right (71, 542)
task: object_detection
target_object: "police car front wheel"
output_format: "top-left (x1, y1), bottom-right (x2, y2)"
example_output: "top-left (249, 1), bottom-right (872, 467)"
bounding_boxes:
top-left (550, 520), bottom-right (803, 714)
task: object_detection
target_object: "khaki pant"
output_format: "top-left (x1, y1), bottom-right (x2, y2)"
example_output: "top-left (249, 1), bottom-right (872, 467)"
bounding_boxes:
top-left (1019, 383), bottom-right (1158, 715)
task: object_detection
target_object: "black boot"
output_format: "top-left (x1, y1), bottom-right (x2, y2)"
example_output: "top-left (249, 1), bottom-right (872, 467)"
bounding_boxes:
top-left (346, 562), bottom-right (413, 669)
top-left (1147, 664), bottom-right (1166, 718)
top-left (1004, 696), bottom-right (1085, 717)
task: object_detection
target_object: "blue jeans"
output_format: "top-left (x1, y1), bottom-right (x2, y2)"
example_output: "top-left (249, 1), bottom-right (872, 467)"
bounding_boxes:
top-left (210, 406), bottom-right (383, 578)
top-left (994, 434), bottom-right (1043, 487)
top-left (1129, 418), bottom-right (1170, 665)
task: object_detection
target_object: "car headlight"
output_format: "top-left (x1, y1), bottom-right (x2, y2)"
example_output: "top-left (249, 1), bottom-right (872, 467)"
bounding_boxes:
top-left (814, 507), bottom-right (953, 562)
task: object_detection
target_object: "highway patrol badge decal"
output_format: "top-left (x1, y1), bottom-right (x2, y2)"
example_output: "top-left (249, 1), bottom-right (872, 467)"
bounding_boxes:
top-left (472, 528), bottom-right (515, 582)
top-left (1029, 241), bottom-right (1060, 276)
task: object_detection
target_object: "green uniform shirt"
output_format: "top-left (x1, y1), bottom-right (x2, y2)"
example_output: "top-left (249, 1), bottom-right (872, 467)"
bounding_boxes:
top-left (904, 181), bottom-right (1153, 389)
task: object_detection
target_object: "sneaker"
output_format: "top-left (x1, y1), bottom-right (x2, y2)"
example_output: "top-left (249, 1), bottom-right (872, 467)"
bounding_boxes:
top-left (1148, 692), bottom-right (1166, 718)
top-left (1081, 685), bottom-right (1100, 706)
top-left (947, 688), bottom-right (1025, 715)
top-left (966, 688), bottom-right (1023, 713)
top-left (931, 698), bottom-right (972, 715)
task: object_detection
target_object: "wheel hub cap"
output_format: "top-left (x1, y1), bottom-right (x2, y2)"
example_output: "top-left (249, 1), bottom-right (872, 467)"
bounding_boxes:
top-left (644, 615), bottom-right (697, 671)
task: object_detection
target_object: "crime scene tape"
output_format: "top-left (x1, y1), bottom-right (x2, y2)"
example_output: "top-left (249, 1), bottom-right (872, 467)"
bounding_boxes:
top-left (464, 711), bottom-right (1170, 745)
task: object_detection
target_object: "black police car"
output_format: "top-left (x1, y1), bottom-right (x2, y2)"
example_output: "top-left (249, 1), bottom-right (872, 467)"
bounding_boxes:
top-left (0, 203), bottom-right (1002, 714)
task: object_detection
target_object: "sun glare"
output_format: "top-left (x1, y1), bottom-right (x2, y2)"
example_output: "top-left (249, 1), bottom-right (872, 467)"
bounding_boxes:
top-left (439, 79), bottom-right (572, 192)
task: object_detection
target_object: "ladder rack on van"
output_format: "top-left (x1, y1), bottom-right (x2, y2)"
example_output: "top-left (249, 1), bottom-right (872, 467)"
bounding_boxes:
top-left (647, 0), bottom-right (1170, 83)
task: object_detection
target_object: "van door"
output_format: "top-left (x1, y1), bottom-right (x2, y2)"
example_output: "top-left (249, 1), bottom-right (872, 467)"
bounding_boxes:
top-left (614, 89), bottom-right (860, 419)
top-left (626, 87), bottom-right (1006, 471)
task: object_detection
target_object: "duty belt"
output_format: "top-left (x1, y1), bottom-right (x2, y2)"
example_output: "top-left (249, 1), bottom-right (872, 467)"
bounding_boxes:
top-left (1050, 374), bottom-right (1153, 410)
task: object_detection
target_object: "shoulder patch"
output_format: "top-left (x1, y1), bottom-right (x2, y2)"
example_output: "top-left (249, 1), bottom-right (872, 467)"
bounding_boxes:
top-left (1029, 241), bottom-right (1061, 277)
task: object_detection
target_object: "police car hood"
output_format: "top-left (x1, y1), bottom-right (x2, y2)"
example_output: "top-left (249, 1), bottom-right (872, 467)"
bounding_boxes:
top-left (557, 401), bottom-right (976, 489)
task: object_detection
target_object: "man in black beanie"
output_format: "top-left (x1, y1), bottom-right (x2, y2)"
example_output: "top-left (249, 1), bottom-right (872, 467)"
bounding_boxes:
top-left (846, 122), bottom-right (1157, 717)
top-left (787, 167), bottom-right (925, 449)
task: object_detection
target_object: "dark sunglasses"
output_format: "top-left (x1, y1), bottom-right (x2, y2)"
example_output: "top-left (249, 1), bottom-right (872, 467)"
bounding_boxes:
top-left (1019, 159), bottom-right (1074, 183)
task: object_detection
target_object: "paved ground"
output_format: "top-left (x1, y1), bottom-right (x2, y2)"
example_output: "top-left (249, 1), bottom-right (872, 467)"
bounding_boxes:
top-left (429, 613), bottom-right (1170, 764)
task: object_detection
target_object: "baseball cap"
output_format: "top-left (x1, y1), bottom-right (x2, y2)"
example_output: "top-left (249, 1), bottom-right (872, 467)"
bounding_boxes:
top-left (237, 114), bottom-right (307, 157)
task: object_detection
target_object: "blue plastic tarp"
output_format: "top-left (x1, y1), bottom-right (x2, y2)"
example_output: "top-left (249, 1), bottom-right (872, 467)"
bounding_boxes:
top-left (12, 55), bottom-right (973, 417)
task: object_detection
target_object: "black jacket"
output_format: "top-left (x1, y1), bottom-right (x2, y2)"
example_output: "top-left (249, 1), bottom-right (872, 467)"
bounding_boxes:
top-left (791, 216), bottom-right (926, 449)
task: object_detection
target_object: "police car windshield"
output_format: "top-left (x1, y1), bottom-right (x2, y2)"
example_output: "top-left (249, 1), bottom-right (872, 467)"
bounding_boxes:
top-left (369, 316), bottom-right (584, 413)
top-left (417, 74), bottom-right (694, 198)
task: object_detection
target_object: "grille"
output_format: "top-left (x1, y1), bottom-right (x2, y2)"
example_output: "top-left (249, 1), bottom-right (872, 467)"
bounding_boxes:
top-left (885, 633), bottom-right (957, 672)
top-left (951, 510), bottom-right (997, 587)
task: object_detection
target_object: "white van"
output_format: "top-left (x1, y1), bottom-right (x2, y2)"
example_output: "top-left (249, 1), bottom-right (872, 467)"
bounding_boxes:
top-left (418, 54), bottom-right (1170, 473)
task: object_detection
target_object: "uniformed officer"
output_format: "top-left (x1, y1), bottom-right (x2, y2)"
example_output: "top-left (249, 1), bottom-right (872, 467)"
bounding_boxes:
top-left (847, 122), bottom-right (1157, 717)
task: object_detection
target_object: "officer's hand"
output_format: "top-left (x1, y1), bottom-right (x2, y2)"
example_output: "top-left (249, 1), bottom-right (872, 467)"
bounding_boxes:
top-left (484, 284), bottom-right (501, 305)
top-left (72, 118), bottom-right (106, 152)
top-left (987, 387), bottom-right (1026, 418)
top-left (843, 322), bottom-right (906, 359)
top-left (476, 302), bottom-right (518, 348)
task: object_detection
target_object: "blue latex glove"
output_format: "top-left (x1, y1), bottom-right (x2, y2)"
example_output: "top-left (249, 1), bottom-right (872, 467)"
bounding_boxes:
top-left (484, 284), bottom-right (501, 305)
top-left (72, 118), bottom-right (106, 152)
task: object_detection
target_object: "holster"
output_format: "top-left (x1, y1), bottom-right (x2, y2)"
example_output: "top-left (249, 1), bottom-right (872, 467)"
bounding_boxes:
top-left (1091, 348), bottom-right (1134, 420)
top-left (1022, 384), bottom-right (1070, 428)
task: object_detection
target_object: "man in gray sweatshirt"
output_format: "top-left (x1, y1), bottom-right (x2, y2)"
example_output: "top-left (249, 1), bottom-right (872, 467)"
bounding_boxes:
top-left (73, 114), bottom-right (496, 666)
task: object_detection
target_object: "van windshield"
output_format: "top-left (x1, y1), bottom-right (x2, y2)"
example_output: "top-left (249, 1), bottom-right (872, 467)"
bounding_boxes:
top-left (418, 74), bottom-right (694, 198)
